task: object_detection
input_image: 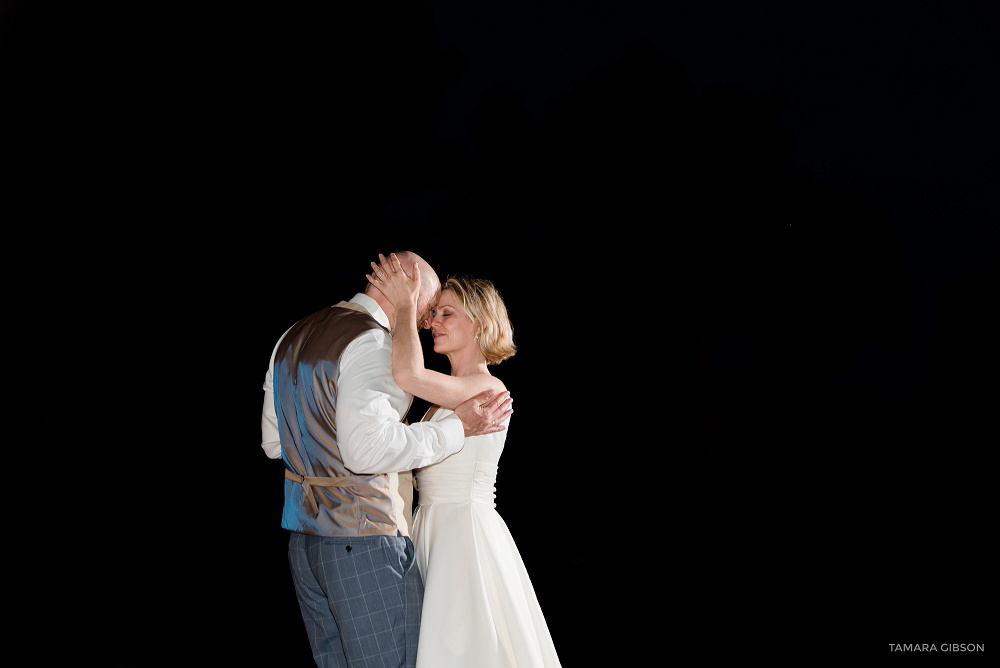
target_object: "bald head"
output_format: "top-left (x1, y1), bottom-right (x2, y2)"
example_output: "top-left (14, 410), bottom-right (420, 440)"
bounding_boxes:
top-left (392, 251), bottom-right (441, 308)
top-left (365, 250), bottom-right (443, 330)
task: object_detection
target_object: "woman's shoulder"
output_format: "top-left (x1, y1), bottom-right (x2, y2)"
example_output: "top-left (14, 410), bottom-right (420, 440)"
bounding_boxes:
top-left (479, 373), bottom-right (507, 395)
top-left (458, 372), bottom-right (507, 404)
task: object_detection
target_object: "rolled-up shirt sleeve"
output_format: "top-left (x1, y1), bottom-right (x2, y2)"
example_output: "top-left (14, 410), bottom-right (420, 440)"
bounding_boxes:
top-left (337, 329), bottom-right (465, 473)
top-left (262, 325), bottom-right (293, 460)
top-left (261, 361), bottom-right (282, 459)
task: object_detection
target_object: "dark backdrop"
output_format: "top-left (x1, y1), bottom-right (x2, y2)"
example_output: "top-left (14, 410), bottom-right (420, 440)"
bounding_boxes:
top-left (6, 1), bottom-right (995, 664)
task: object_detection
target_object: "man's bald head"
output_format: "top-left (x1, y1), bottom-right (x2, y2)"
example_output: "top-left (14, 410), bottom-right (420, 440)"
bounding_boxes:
top-left (391, 251), bottom-right (441, 311)
top-left (365, 250), bottom-right (442, 330)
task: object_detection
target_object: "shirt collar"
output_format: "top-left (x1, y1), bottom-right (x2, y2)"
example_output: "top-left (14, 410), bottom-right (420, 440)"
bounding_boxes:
top-left (348, 293), bottom-right (390, 330)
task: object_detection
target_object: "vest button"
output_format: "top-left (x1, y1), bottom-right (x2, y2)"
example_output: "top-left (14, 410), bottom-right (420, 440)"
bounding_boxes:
top-left (346, 545), bottom-right (352, 552)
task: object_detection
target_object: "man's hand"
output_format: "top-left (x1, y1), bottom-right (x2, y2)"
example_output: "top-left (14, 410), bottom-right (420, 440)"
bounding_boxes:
top-left (454, 389), bottom-right (513, 437)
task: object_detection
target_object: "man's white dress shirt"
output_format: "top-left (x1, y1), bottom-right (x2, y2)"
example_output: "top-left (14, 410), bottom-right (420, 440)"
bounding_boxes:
top-left (261, 293), bottom-right (464, 473)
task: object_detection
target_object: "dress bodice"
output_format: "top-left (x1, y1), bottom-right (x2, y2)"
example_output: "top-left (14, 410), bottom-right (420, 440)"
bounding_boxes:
top-left (415, 408), bottom-right (508, 507)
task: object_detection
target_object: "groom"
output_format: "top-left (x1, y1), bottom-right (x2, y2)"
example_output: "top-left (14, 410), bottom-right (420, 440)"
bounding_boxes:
top-left (261, 250), bottom-right (512, 667)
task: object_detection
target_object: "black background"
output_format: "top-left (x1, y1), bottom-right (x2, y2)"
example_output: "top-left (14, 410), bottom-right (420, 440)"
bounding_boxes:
top-left (6, 1), bottom-right (996, 664)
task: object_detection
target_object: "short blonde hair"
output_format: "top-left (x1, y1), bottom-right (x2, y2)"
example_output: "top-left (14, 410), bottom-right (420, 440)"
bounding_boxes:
top-left (443, 276), bottom-right (516, 365)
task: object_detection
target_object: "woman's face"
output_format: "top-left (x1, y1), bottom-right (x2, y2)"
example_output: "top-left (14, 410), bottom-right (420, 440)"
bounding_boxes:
top-left (430, 289), bottom-right (476, 354)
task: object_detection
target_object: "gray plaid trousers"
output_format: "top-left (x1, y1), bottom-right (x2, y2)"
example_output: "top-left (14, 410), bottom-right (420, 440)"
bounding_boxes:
top-left (289, 532), bottom-right (423, 667)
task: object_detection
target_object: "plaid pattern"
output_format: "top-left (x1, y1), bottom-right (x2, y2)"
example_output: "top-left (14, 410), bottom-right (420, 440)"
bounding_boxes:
top-left (289, 532), bottom-right (423, 667)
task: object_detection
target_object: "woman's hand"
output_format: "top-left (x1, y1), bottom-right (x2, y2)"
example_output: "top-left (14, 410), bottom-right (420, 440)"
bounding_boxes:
top-left (366, 252), bottom-right (421, 311)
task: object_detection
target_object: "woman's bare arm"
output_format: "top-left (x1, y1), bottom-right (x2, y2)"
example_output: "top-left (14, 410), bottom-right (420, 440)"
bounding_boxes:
top-left (367, 254), bottom-right (503, 409)
top-left (393, 302), bottom-right (501, 409)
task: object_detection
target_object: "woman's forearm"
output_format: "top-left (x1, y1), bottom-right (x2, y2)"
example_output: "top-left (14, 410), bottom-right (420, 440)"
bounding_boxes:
top-left (392, 303), bottom-right (426, 387)
top-left (391, 304), bottom-right (485, 409)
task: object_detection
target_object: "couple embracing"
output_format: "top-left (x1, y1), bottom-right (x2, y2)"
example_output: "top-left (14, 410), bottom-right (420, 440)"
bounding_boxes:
top-left (261, 251), bottom-right (561, 667)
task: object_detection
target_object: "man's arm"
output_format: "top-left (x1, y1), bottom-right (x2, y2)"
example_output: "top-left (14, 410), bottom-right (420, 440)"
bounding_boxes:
top-left (336, 330), bottom-right (467, 474)
top-left (260, 338), bottom-right (283, 460)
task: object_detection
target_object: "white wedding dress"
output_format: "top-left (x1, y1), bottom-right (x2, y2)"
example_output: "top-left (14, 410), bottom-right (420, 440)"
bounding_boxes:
top-left (412, 408), bottom-right (561, 667)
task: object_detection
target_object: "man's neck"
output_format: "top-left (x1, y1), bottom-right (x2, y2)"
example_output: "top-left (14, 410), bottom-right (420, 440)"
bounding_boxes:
top-left (367, 291), bottom-right (396, 331)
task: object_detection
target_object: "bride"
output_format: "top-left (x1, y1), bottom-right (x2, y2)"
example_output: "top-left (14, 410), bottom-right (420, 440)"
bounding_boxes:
top-left (367, 253), bottom-right (561, 667)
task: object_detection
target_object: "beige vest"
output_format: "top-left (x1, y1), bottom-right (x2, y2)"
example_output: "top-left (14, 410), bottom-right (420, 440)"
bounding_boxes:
top-left (274, 301), bottom-right (406, 537)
